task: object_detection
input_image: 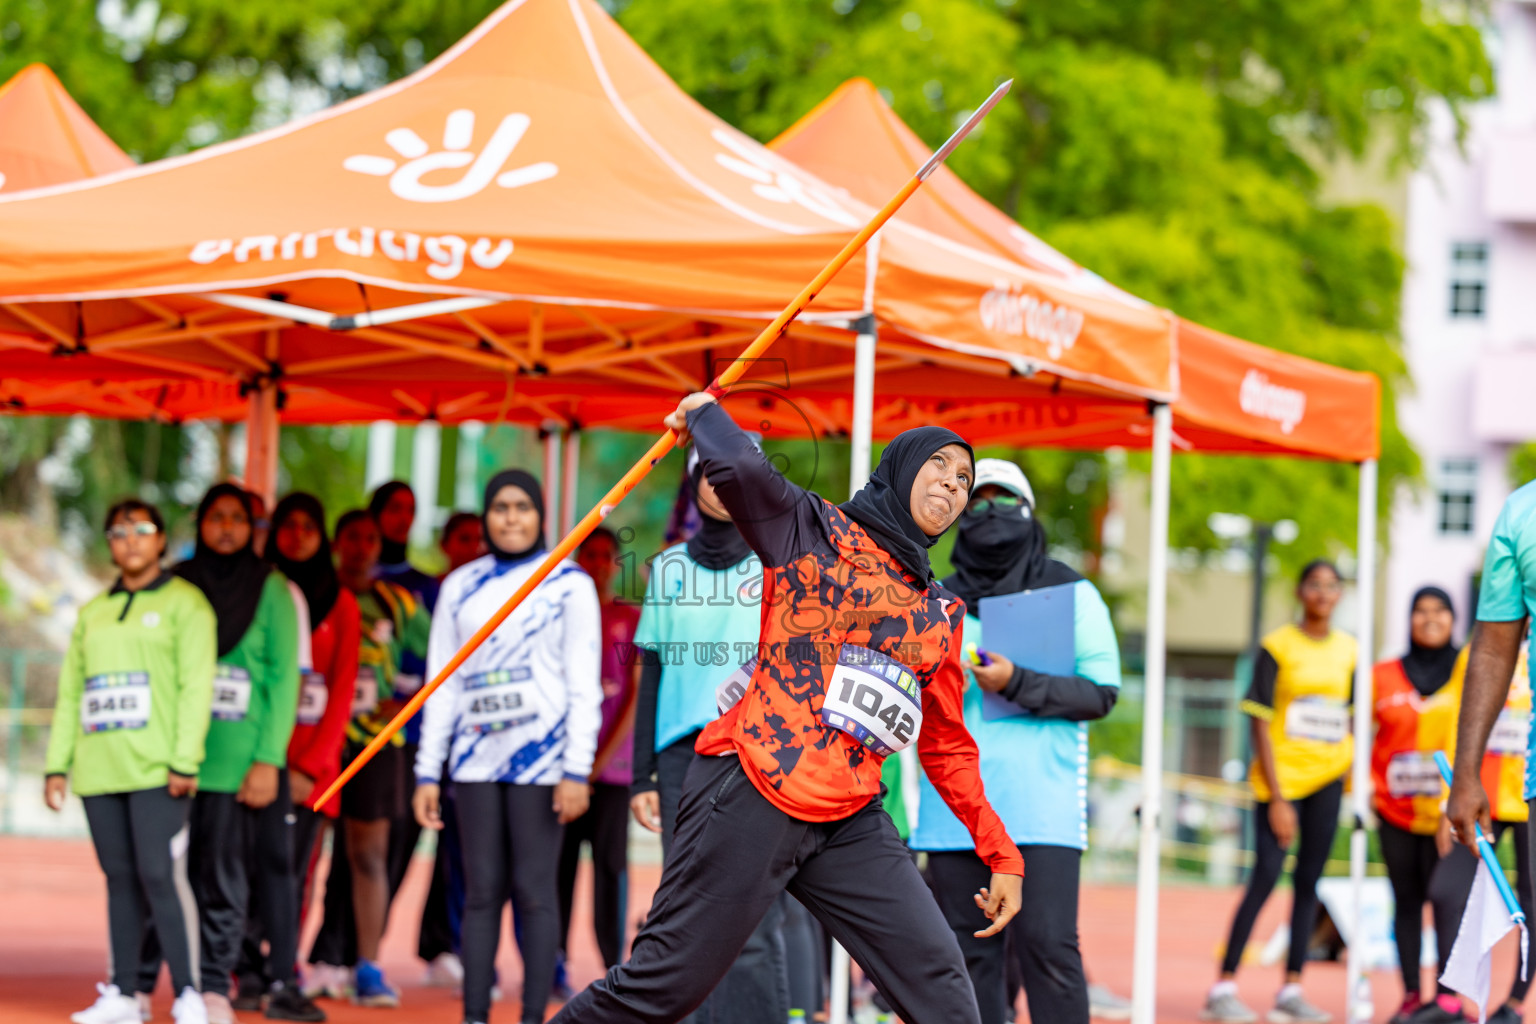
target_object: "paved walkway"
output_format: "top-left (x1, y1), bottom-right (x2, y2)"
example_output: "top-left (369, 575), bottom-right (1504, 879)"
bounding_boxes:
top-left (0, 835), bottom-right (1521, 1023)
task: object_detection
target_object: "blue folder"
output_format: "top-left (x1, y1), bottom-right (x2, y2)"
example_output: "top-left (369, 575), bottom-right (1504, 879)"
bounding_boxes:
top-left (976, 583), bottom-right (1077, 721)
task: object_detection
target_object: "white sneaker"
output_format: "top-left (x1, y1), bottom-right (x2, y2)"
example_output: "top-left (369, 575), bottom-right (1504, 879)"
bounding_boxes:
top-left (137, 991), bottom-right (154, 1022)
top-left (200, 992), bottom-right (233, 1024)
top-left (71, 984), bottom-right (143, 1024)
top-left (302, 963), bottom-right (349, 1001)
top-left (424, 952), bottom-right (465, 988)
top-left (171, 988), bottom-right (207, 1024)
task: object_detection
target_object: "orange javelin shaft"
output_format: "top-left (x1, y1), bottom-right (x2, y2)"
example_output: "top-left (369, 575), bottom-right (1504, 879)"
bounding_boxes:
top-left (316, 78), bottom-right (1013, 811)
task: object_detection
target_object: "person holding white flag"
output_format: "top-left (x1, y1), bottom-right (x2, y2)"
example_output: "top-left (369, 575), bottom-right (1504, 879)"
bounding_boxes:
top-left (1447, 479), bottom-right (1536, 1023)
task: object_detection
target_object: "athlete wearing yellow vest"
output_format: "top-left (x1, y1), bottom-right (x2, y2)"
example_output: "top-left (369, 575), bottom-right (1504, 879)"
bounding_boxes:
top-left (1207, 560), bottom-right (1355, 1024)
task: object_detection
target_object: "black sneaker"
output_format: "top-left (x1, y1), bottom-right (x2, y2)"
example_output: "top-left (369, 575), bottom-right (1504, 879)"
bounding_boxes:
top-left (232, 975), bottom-right (266, 1012)
top-left (265, 983), bottom-right (327, 1023)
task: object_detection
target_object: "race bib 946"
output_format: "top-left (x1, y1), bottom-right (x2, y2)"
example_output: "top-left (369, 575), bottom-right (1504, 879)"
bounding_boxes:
top-left (820, 644), bottom-right (923, 757)
top-left (81, 672), bottom-right (151, 733)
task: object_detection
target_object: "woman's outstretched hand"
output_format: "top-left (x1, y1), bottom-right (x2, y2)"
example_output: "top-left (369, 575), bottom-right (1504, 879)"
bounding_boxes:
top-left (664, 393), bottom-right (718, 449)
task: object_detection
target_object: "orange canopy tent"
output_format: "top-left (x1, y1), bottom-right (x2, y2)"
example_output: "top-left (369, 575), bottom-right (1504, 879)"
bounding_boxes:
top-left (0, 64), bottom-right (134, 192)
top-left (0, 0), bottom-right (1174, 487)
top-left (772, 76), bottom-right (1383, 1022)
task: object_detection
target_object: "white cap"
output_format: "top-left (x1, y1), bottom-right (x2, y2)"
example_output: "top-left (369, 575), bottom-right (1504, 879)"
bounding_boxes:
top-left (973, 458), bottom-right (1034, 508)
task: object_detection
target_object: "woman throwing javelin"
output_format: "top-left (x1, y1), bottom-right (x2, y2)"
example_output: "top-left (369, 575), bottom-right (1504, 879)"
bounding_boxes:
top-left (553, 392), bottom-right (1024, 1024)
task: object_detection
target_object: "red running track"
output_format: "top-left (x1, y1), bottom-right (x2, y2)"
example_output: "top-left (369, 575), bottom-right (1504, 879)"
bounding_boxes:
top-left (0, 835), bottom-right (1521, 1023)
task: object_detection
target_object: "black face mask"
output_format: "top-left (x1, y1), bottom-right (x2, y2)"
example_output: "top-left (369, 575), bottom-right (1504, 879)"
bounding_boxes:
top-left (685, 463), bottom-right (752, 571)
top-left (944, 498), bottom-right (1081, 609)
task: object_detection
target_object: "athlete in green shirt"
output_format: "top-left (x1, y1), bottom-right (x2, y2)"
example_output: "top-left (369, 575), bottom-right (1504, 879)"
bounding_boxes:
top-left (45, 498), bottom-right (215, 1024)
top-left (138, 484), bottom-right (301, 1023)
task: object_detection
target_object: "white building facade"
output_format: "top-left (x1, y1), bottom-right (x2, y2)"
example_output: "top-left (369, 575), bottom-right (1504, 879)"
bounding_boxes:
top-left (1387, 0), bottom-right (1536, 653)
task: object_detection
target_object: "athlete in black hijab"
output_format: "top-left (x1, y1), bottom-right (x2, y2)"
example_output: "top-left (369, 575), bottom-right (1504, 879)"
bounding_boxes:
top-left (1401, 586), bottom-right (1459, 696)
top-left (268, 491), bottom-right (341, 627)
top-left (839, 425), bottom-right (973, 584)
top-left (685, 441), bottom-right (754, 571)
top-left (551, 392), bottom-right (1021, 1024)
top-left (482, 469), bottom-right (546, 562)
top-left (175, 482), bottom-right (272, 656)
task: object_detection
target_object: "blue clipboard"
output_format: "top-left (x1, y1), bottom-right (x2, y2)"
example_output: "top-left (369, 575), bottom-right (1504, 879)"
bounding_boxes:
top-left (976, 584), bottom-right (1077, 721)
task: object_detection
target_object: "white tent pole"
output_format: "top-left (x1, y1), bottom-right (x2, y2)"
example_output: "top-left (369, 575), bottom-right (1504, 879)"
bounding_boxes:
top-left (542, 426), bottom-right (562, 550)
top-left (1131, 402), bottom-right (1172, 1024)
top-left (365, 422), bottom-right (398, 492)
top-left (828, 254), bottom-right (881, 1024)
top-left (562, 427), bottom-right (581, 535)
top-left (454, 421), bottom-right (483, 511)
top-left (1346, 458), bottom-right (1379, 1022)
top-left (410, 421), bottom-right (442, 548)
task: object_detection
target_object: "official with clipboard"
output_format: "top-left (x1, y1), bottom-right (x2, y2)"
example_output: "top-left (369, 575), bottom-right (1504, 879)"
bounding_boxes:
top-left (912, 459), bottom-right (1124, 1024)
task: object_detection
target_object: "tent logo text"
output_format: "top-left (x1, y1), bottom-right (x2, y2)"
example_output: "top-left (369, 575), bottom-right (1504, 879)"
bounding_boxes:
top-left (712, 130), bottom-right (857, 227)
top-left (188, 228), bottom-right (513, 281)
top-left (978, 282), bottom-right (1085, 359)
top-left (1239, 369), bottom-right (1307, 434)
top-left (342, 110), bottom-right (558, 203)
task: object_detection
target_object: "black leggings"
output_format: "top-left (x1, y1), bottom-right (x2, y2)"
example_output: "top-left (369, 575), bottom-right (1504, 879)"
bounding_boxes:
top-left (82, 787), bottom-right (198, 995)
top-left (1378, 819), bottom-right (1468, 996)
top-left (1383, 817), bottom-right (1534, 1002)
top-left (552, 754), bottom-right (979, 1024)
top-left (558, 782), bottom-right (630, 969)
top-left (1220, 779), bottom-right (1342, 976)
top-left (926, 845), bottom-right (1088, 1024)
top-left (457, 781), bottom-right (565, 1024)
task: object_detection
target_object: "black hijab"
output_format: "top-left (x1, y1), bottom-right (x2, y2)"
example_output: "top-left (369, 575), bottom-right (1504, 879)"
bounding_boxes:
top-left (839, 426), bottom-right (973, 585)
top-left (268, 492), bottom-right (341, 627)
top-left (174, 483), bottom-right (271, 657)
top-left (369, 480), bottom-right (413, 566)
top-left (1402, 585), bottom-right (1459, 696)
top-left (946, 492), bottom-right (1081, 608)
top-left (483, 469), bottom-right (547, 562)
top-left (685, 449), bottom-right (753, 571)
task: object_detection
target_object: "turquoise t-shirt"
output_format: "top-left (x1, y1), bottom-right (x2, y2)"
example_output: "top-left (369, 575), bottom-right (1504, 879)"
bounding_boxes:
top-left (911, 578), bottom-right (1121, 851)
top-left (1475, 480), bottom-right (1536, 798)
top-left (633, 543), bottom-right (764, 752)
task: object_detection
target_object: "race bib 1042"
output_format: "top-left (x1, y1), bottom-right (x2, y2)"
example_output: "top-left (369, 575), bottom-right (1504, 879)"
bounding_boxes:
top-left (1489, 710), bottom-right (1530, 757)
top-left (81, 672), bottom-right (152, 733)
top-left (1284, 697), bottom-right (1349, 745)
top-left (296, 670), bottom-right (328, 726)
top-left (459, 668), bottom-right (537, 735)
top-left (1386, 751), bottom-right (1444, 799)
top-left (211, 664), bottom-right (253, 722)
top-left (820, 644), bottom-right (923, 757)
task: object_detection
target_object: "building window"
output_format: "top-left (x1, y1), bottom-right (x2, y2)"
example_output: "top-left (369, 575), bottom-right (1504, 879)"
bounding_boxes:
top-left (1437, 457), bottom-right (1478, 535)
top-left (1450, 242), bottom-right (1488, 319)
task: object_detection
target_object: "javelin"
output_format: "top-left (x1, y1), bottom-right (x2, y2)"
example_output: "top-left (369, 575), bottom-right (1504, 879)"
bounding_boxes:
top-left (316, 78), bottom-right (1013, 811)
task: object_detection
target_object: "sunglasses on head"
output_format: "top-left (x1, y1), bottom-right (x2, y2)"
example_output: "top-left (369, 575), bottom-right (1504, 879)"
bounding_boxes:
top-left (106, 522), bottom-right (160, 541)
top-left (965, 493), bottom-right (1024, 516)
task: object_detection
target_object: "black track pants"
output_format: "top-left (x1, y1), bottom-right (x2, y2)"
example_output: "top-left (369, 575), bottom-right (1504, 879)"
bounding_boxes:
top-left (926, 845), bottom-right (1088, 1024)
top-left (1220, 779), bottom-right (1342, 976)
top-left (139, 790), bottom-right (254, 996)
top-left (83, 787), bottom-right (199, 995)
top-left (457, 781), bottom-right (565, 1024)
top-left (552, 753), bottom-right (981, 1024)
top-left (233, 770), bottom-right (299, 989)
top-left (559, 782), bottom-right (631, 969)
